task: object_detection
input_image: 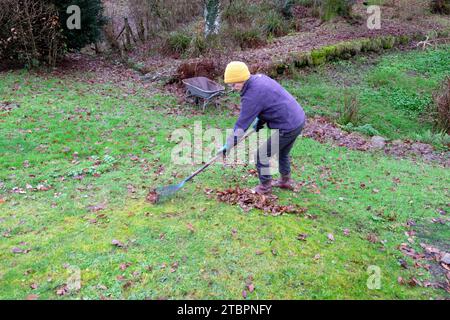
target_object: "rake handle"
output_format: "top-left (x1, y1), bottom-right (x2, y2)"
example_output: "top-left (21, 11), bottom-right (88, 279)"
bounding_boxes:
top-left (184, 129), bottom-right (256, 184)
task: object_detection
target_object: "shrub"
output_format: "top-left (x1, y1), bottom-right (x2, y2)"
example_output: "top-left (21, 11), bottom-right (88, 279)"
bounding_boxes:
top-left (430, 0), bottom-right (450, 14)
top-left (51, 0), bottom-right (107, 51)
top-left (337, 90), bottom-right (362, 125)
top-left (0, 0), bottom-right (64, 69)
top-left (317, 0), bottom-right (355, 21)
top-left (263, 11), bottom-right (289, 37)
top-left (166, 31), bottom-right (192, 55)
top-left (188, 33), bottom-right (208, 57)
top-left (221, 0), bottom-right (256, 24)
top-left (414, 130), bottom-right (450, 150)
top-left (231, 27), bottom-right (267, 50)
top-left (431, 76), bottom-right (450, 133)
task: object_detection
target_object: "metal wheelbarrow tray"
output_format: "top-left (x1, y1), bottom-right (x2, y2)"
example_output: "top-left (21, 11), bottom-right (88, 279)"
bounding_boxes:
top-left (182, 77), bottom-right (225, 111)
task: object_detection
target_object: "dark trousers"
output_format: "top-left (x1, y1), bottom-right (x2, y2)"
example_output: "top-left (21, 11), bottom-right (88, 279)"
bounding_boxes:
top-left (256, 123), bottom-right (305, 184)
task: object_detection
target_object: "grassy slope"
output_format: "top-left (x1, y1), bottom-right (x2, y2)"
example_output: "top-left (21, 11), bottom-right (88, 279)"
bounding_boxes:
top-left (0, 49), bottom-right (449, 300)
top-left (283, 46), bottom-right (450, 141)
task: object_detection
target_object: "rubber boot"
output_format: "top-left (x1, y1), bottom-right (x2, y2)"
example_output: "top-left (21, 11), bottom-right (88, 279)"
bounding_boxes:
top-left (252, 180), bottom-right (273, 195)
top-left (272, 174), bottom-right (295, 190)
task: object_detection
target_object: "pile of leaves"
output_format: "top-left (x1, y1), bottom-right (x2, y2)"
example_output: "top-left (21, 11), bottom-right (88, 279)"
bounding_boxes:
top-left (303, 116), bottom-right (450, 167)
top-left (303, 116), bottom-right (370, 151)
top-left (215, 187), bottom-right (307, 216)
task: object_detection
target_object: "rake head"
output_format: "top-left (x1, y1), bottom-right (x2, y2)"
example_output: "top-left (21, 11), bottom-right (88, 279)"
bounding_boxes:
top-left (154, 181), bottom-right (185, 203)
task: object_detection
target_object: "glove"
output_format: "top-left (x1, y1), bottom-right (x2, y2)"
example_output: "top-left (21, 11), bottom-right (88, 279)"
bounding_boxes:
top-left (253, 118), bottom-right (265, 132)
top-left (222, 144), bottom-right (229, 156)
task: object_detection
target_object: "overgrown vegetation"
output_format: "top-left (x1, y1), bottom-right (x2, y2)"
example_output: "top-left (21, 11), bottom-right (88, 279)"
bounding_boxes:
top-left (431, 76), bottom-right (450, 134)
top-left (51, 0), bottom-right (106, 51)
top-left (0, 0), bottom-right (63, 69)
top-left (0, 0), bottom-right (105, 69)
top-left (284, 45), bottom-right (450, 141)
top-left (430, 0), bottom-right (450, 14)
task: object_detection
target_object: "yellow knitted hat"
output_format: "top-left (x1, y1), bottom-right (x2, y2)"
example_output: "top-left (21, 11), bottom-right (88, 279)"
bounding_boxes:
top-left (224, 61), bottom-right (251, 84)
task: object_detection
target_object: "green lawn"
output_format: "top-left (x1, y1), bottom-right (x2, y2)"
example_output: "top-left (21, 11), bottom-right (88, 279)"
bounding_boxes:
top-left (283, 46), bottom-right (450, 144)
top-left (0, 48), bottom-right (449, 299)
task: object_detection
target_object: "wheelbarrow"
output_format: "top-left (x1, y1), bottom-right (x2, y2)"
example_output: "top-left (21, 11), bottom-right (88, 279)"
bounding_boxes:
top-left (182, 77), bottom-right (225, 111)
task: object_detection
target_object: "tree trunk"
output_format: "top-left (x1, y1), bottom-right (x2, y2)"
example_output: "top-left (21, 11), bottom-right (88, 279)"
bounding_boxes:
top-left (204, 0), bottom-right (221, 37)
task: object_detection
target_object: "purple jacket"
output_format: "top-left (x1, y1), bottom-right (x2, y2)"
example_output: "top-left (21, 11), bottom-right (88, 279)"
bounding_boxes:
top-left (228, 74), bottom-right (306, 145)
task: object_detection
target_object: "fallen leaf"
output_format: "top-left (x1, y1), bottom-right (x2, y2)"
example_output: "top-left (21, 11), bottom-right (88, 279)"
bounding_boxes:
top-left (56, 285), bottom-right (68, 296)
top-left (399, 259), bottom-right (408, 269)
top-left (11, 247), bottom-right (23, 254)
top-left (111, 239), bottom-right (125, 248)
top-left (119, 263), bottom-right (131, 271)
top-left (186, 223), bottom-right (195, 233)
top-left (87, 203), bottom-right (106, 212)
top-left (367, 233), bottom-right (379, 243)
top-left (146, 189), bottom-right (159, 204)
top-left (297, 233), bottom-right (308, 241)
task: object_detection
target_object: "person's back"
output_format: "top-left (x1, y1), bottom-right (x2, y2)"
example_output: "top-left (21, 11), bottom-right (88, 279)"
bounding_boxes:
top-left (234, 74), bottom-right (306, 133)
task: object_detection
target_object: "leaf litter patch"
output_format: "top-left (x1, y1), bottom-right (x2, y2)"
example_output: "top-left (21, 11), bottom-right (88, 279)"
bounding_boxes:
top-left (398, 220), bottom-right (450, 294)
top-left (213, 187), bottom-right (307, 216)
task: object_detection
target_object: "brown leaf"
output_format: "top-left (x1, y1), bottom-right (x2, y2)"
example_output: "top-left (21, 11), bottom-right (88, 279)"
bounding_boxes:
top-left (367, 233), bottom-right (379, 243)
top-left (408, 277), bottom-right (421, 287)
top-left (56, 285), bottom-right (68, 296)
top-left (111, 239), bottom-right (125, 248)
top-left (146, 190), bottom-right (159, 204)
top-left (399, 259), bottom-right (408, 269)
top-left (297, 233), bottom-right (308, 241)
top-left (87, 203), bottom-right (106, 212)
top-left (186, 223), bottom-right (195, 233)
top-left (119, 263), bottom-right (131, 271)
top-left (11, 247), bottom-right (23, 254)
